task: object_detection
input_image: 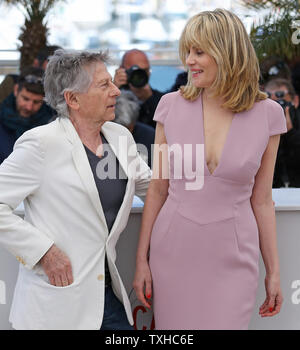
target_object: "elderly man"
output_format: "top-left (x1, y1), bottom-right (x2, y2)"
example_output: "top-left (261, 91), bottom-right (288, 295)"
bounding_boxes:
top-left (0, 49), bottom-right (151, 330)
top-left (113, 49), bottom-right (164, 128)
top-left (0, 67), bottom-right (56, 164)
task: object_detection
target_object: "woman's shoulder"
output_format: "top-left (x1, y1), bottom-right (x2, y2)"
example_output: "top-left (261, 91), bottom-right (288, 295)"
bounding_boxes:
top-left (253, 97), bottom-right (282, 112)
top-left (250, 97), bottom-right (287, 136)
top-left (153, 90), bottom-right (192, 125)
top-left (160, 90), bottom-right (185, 104)
top-left (241, 97), bottom-right (283, 118)
top-left (156, 90), bottom-right (186, 111)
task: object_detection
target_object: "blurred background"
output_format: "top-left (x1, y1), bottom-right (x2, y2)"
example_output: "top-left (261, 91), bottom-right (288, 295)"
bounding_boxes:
top-left (1, 0), bottom-right (299, 92)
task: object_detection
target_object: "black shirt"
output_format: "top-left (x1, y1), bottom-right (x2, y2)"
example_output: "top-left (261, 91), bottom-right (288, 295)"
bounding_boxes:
top-left (138, 88), bottom-right (165, 128)
top-left (273, 106), bottom-right (300, 188)
top-left (120, 86), bottom-right (164, 128)
top-left (84, 133), bottom-right (128, 286)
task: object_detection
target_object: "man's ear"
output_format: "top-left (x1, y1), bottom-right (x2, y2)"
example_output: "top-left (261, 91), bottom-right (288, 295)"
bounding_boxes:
top-left (64, 90), bottom-right (80, 111)
top-left (33, 58), bottom-right (39, 68)
top-left (13, 84), bottom-right (19, 97)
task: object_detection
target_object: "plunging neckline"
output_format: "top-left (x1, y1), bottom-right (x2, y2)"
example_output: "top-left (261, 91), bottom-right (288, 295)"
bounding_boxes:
top-left (200, 92), bottom-right (238, 177)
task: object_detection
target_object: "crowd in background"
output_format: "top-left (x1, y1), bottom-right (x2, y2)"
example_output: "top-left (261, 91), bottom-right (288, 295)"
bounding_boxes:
top-left (260, 57), bottom-right (300, 188)
top-left (0, 45), bottom-right (299, 187)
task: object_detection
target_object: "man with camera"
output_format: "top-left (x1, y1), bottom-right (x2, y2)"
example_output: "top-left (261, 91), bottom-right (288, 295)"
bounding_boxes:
top-left (113, 49), bottom-right (164, 128)
top-left (0, 67), bottom-right (56, 164)
top-left (265, 78), bottom-right (300, 187)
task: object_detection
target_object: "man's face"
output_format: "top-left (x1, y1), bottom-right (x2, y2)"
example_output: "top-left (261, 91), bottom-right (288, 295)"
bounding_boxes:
top-left (123, 52), bottom-right (151, 77)
top-left (76, 62), bottom-right (120, 123)
top-left (265, 84), bottom-right (293, 103)
top-left (14, 86), bottom-right (44, 118)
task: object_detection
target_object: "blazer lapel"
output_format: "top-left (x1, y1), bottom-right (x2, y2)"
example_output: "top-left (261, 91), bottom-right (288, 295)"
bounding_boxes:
top-left (101, 122), bottom-right (131, 180)
top-left (101, 123), bottom-right (134, 238)
top-left (60, 117), bottom-right (109, 235)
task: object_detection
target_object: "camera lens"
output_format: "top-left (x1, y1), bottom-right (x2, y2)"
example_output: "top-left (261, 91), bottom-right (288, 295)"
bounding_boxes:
top-left (126, 65), bottom-right (149, 88)
top-left (276, 99), bottom-right (292, 110)
top-left (275, 91), bottom-right (285, 98)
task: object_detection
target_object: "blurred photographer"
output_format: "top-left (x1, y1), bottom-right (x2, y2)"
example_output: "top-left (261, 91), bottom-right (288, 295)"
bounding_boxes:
top-left (113, 49), bottom-right (164, 128)
top-left (114, 90), bottom-right (155, 167)
top-left (265, 78), bottom-right (300, 187)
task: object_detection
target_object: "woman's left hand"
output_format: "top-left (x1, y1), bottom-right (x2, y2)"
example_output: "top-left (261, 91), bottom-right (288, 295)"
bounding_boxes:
top-left (259, 274), bottom-right (283, 317)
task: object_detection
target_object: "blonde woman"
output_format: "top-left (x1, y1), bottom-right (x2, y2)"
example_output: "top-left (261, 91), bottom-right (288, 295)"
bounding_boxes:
top-left (133, 9), bottom-right (286, 330)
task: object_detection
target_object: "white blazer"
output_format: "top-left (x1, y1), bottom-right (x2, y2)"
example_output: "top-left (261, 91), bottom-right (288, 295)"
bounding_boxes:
top-left (0, 117), bottom-right (151, 330)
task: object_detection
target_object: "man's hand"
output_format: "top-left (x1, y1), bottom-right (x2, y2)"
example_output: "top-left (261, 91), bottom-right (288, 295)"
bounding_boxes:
top-left (285, 106), bottom-right (293, 132)
top-left (113, 67), bottom-right (128, 88)
top-left (40, 244), bottom-right (73, 287)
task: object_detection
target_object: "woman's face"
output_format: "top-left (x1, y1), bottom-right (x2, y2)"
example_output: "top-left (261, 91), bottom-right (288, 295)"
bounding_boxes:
top-left (186, 47), bottom-right (218, 90)
top-left (77, 62), bottom-right (120, 123)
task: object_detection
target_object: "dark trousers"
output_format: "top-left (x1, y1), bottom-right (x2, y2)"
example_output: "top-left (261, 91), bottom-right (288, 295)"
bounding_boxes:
top-left (100, 285), bottom-right (134, 330)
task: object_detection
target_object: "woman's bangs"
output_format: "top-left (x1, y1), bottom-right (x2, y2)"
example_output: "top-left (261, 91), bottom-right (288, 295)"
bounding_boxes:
top-left (181, 27), bottom-right (205, 63)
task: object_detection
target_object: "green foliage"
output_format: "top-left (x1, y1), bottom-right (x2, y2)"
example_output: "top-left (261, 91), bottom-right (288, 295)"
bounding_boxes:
top-left (242, 0), bottom-right (300, 62)
top-left (1, 0), bottom-right (61, 20)
top-left (1, 0), bottom-right (64, 70)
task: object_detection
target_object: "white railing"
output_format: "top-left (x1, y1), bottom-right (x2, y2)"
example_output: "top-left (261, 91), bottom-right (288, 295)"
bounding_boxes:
top-left (0, 48), bottom-right (182, 72)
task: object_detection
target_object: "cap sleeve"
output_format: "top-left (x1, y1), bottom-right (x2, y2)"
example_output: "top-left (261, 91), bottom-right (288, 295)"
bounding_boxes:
top-left (153, 94), bottom-right (169, 125)
top-left (267, 99), bottom-right (287, 136)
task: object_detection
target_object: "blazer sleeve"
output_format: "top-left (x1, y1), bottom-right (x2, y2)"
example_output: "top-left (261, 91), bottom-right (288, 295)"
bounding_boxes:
top-left (123, 129), bottom-right (152, 201)
top-left (267, 99), bottom-right (288, 136)
top-left (134, 153), bottom-right (152, 201)
top-left (0, 129), bottom-right (54, 269)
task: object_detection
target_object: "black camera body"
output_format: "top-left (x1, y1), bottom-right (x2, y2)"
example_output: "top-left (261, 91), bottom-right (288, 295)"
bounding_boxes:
top-left (276, 99), bottom-right (293, 110)
top-left (275, 100), bottom-right (299, 129)
top-left (126, 65), bottom-right (149, 88)
top-left (266, 91), bottom-right (293, 111)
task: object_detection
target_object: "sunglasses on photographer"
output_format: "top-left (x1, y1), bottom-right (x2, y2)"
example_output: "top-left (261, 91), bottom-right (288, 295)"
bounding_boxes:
top-left (19, 75), bottom-right (43, 85)
top-left (266, 90), bottom-right (289, 99)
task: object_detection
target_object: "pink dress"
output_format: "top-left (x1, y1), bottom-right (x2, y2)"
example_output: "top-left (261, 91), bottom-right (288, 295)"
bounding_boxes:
top-left (149, 91), bottom-right (287, 330)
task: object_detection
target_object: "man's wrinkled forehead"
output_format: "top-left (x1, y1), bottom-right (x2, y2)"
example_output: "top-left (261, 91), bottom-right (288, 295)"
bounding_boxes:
top-left (83, 61), bottom-right (110, 84)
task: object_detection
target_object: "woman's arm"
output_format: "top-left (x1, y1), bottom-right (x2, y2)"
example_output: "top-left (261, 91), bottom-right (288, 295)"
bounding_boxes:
top-left (250, 134), bottom-right (283, 317)
top-left (133, 122), bottom-right (169, 308)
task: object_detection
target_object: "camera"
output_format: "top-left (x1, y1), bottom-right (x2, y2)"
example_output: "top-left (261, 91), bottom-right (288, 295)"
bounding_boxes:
top-left (266, 90), bottom-right (293, 110)
top-left (276, 99), bottom-right (293, 110)
top-left (125, 65), bottom-right (149, 88)
top-left (275, 99), bottom-right (298, 129)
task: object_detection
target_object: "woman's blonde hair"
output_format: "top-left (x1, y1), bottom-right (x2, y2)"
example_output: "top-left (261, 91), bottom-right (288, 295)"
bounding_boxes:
top-left (179, 8), bottom-right (267, 112)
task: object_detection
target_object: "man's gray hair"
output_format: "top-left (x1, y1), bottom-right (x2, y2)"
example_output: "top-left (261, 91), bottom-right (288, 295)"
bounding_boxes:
top-left (114, 90), bottom-right (141, 127)
top-left (44, 49), bottom-right (110, 117)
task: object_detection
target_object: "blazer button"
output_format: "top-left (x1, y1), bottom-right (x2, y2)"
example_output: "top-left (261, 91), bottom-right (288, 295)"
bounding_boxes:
top-left (97, 274), bottom-right (104, 281)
